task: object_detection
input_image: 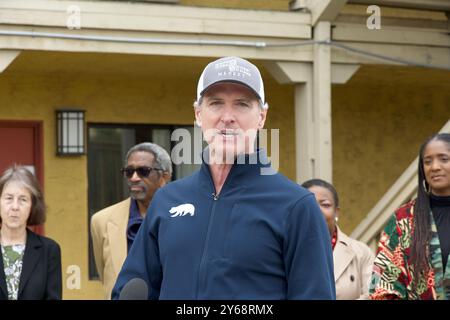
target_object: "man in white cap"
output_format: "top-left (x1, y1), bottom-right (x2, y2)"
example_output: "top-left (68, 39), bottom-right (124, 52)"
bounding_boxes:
top-left (112, 56), bottom-right (335, 300)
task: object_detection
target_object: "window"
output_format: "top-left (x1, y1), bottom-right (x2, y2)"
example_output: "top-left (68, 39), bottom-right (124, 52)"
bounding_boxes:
top-left (87, 123), bottom-right (200, 279)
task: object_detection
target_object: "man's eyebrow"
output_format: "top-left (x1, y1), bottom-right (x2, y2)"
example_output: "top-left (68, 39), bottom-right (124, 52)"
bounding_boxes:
top-left (205, 96), bottom-right (223, 101)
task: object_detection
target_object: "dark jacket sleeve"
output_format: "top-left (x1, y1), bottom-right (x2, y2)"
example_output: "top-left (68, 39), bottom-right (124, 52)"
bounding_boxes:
top-left (284, 194), bottom-right (336, 300)
top-left (45, 240), bottom-right (62, 300)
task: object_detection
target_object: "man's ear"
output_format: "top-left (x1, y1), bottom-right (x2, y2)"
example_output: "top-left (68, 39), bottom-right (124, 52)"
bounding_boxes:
top-left (159, 172), bottom-right (171, 186)
top-left (258, 108), bottom-right (268, 129)
top-left (195, 106), bottom-right (202, 127)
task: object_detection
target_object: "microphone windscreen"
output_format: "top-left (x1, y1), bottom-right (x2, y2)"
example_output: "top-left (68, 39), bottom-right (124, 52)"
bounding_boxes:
top-left (118, 278), bottom-right (148, 300)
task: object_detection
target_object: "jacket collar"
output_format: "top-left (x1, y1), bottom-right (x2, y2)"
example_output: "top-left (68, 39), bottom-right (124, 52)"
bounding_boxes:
top-left (428, 209), bottom-right (450, 300)
top-left (333, 227), bottom-right (355, 281)
top-left (18, 229), bottom-right (43, 298)
top-left (0, 258), bottom-right (5, 298)
top-left (199, 148), bottom-right (274, 195)
top-left (0, 229), bottom-right (43, 299)
top-left (106, 198), bottom-right (130, 276)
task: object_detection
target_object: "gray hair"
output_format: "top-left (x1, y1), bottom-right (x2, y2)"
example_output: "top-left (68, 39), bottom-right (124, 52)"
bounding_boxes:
top-left (125, 142), bottom-right (172, 176)
top-left (0, 164), bottom-right (46, 225)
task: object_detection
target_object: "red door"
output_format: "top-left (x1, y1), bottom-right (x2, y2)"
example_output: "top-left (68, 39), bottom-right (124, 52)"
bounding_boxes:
top-left (0, 120), bottom-right (44, 235)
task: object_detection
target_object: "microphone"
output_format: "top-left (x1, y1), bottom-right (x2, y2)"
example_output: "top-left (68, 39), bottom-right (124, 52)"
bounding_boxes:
top-left (118, 278), bottom-right (148, 300)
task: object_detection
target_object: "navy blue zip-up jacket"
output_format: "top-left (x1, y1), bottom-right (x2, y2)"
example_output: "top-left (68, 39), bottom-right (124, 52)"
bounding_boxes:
top-left (112, 150), bottom-right (335, 300)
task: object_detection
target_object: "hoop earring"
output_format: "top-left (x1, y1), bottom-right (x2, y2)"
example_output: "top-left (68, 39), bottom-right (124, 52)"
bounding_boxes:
top-left (422, 179), bottom-right (430, 194)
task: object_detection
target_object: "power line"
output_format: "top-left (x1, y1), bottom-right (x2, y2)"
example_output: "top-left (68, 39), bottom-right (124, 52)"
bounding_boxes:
top-left (1, 30), bottom-right (449, 71)
top-left (264, 39), bottom-right (450, 72)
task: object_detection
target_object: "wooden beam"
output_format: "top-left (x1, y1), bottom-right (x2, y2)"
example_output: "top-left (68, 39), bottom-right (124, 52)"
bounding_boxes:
top-left (264, 61), bottom-right (312, 84)
top-left (0, 0), bottom-right (310, 23)
top-left (295, 80), bottom-right (314, 184)
top-left (264, 61), bottom-right (359, 84)
top-left (333, 23), bottom-right (450, 47)
top-left (349, 0), bottom-right (450, 12)
top-left (331, 41), bottom-right (450, 68)
top-left (0, 0), bottom-right (311, 39)
top-left (0, 50), bottom-right (20, 73)
top-left (313, 21), bottom-right (332, 182)
top-left (307, 0), bottom-right (349, 25)
top-left (138, 0), bottom-right (178, 3)
top-left (335, 14), bottom-right (449, 33)
top-left (331, 63), bottom-right (360, 83)
top-left (0, 26), bottom-right (314, 62)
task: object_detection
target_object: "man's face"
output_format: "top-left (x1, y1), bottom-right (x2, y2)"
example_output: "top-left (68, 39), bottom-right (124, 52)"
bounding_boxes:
top-left (126, 151), bottom-right (167, 204)
top-left (195, 82), bottom-right (267, 163)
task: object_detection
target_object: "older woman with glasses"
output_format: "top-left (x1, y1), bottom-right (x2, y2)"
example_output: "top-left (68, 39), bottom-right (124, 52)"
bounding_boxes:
top-left (0, 165), bottom-right (62, 300)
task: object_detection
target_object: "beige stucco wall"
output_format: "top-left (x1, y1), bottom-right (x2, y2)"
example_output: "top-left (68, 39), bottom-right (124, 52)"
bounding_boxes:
top-left (332, 65), bottom-right (450, 234)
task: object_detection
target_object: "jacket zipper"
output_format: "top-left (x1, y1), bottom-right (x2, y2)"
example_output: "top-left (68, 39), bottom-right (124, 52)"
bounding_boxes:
top-left (196, 192), bottom-right (219, 299)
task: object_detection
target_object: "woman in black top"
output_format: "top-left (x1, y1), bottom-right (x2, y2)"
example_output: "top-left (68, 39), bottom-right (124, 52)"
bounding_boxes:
top-left (0, 165), bottom-right (62, 300)
top-left (370, 132), bottom-right (450, 299)
top-left (426, 134), bottom-right (450, 272)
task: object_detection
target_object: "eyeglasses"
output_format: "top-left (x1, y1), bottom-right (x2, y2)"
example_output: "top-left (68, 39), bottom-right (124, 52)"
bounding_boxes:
top-left (120, 166), bottom-right (162, 179)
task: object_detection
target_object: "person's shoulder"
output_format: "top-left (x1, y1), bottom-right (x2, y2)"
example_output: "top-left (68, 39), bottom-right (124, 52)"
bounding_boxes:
top-left (345, 234), bottom-right (374, 259)
top-left (28, 230), bottom-right (61, 251)
top-left (394, 199), bottom-right (416, 221)
top-left (263, 171), bottom-right (311, 198)
top-left (156, 170), bottom-right (200, 194)
top-left (41, 236), bottom-right (61, 251)
top-left (91, 198), bottom-right (131, 222)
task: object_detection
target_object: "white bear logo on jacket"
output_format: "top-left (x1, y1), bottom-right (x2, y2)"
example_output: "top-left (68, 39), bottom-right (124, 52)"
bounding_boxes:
top-left (169, 203), bottom-right (195, 217)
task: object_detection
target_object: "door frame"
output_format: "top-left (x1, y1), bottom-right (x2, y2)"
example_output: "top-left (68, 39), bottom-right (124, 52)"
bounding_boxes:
top-left (0, 120), bottom-right (44, 234)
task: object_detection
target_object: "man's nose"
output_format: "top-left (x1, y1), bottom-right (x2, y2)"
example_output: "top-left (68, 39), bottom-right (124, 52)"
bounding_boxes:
top-left (220, 106), bottom-right (236, 124)
top-left (129, 171), bottom-right (141, 182)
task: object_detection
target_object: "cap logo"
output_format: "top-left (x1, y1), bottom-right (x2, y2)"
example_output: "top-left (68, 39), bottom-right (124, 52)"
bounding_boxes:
top-left (197, 56), bottom-right (266, 105)
top-left (215, 59), bottom-right (252, 79)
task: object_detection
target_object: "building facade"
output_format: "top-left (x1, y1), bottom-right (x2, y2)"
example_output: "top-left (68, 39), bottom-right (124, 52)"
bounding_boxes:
top-left (0, 0), bottom-right (449, 298)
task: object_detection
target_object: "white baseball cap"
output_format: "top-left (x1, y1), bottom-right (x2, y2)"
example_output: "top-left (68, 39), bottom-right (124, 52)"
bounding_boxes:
top-left (197, 56), bottom-right (265, 104)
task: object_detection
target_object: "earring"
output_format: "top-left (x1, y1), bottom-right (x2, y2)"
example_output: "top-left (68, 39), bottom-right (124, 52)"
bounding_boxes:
top-left (422, 179), bottom-right (430, 194)
top-left (334, 216), bottom-right (339, 223)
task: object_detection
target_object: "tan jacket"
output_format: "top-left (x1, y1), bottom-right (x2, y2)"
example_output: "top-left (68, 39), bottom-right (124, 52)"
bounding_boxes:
top-left (334, 227), bottom-right (375, 300)
top-left (90, 198), bottom-right (130, 300)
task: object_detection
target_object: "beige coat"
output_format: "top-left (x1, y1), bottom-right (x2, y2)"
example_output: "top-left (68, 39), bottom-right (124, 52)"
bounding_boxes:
top-left (90, 198), bottom-right (130, 300)
top-left (334, 227), bottom-right (375, 300)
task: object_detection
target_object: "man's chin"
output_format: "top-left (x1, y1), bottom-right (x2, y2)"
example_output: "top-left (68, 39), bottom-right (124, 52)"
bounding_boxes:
top-left (130, 193), bottom-right (146, 200)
